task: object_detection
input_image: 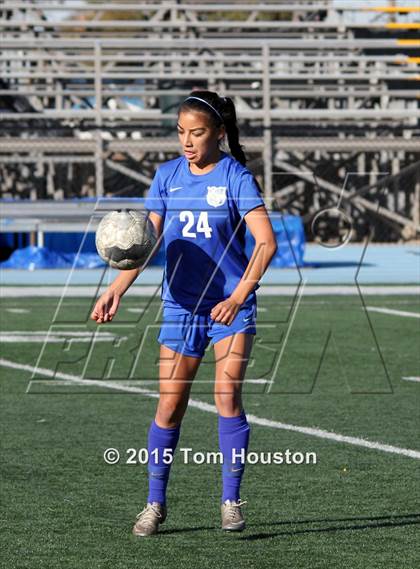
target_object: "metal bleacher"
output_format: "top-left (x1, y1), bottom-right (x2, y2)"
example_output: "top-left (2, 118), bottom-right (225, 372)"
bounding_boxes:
top-left (0, 0), bottom-right (419, 242)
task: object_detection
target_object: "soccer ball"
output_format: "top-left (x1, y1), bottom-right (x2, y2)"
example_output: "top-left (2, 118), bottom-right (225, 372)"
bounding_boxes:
top-left (95, 209), bottom-right (157, 270)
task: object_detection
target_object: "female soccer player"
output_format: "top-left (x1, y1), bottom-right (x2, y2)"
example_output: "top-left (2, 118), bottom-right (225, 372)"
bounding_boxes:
top-left (91, 90), bottom-right (278, 536)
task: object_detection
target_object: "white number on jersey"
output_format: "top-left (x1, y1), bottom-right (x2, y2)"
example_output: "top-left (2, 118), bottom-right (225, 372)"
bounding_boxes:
top-left (179, 210), bottom-right (195, 237)
top-left (180, 211), bottom-right (213, 239)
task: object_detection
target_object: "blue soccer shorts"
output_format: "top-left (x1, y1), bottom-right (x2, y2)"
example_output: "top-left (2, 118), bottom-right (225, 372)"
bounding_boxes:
top-left (157, 301), bottom-right (257, 358)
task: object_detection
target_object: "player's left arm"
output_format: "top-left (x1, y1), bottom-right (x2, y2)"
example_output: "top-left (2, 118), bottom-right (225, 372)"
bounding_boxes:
top-left (210, 205), bottom-right (278, 325)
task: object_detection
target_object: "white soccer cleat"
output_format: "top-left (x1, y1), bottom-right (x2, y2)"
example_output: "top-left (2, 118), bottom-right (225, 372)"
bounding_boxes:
top-left (221, 499), bottom-right (247, 531)
top-left (132, 502), bottom-right (167, 537)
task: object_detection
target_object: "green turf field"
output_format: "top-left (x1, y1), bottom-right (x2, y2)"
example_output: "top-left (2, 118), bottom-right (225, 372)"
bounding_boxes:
top-left (1, 294), bottom-right (419, 569)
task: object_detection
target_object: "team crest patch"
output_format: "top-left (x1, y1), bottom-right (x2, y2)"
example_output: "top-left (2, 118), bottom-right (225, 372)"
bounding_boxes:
top-left (206, 186), bottom-right (227, 207)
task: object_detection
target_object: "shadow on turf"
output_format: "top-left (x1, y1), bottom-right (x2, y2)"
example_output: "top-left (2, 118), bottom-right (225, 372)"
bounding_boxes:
top-left (158, 526), bottom-right (215, 535)
top-left (240, 513), bottom-right (420, 541)
top-left (130, 514), bottom-right (420, 538)
top-left (303, 261), bottom-right (375, 269)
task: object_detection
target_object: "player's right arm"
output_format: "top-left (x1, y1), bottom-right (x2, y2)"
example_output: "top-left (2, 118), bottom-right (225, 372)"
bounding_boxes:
top-left (91, 211), bottom-right (164, 323)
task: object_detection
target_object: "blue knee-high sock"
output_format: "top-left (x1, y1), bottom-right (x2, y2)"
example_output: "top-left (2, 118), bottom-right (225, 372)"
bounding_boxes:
top-left (218, 411), bottom-right (250, 503)
top-left (147, 420), bottom-right (180, 505)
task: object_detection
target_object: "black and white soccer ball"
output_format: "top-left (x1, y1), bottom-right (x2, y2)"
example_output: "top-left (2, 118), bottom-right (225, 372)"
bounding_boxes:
top-left (95, 209), bottom-right (157, 270)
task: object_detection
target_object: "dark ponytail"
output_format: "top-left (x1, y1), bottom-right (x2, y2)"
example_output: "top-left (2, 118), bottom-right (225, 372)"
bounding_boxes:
top-left (179, 90), bottom-right (247, 166)
top-left (220, 97), bottom-right (247, 167)
top-left (221, 97), bottom-right (263, 194)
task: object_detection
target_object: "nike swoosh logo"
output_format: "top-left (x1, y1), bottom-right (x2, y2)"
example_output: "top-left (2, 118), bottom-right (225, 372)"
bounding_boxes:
top-left (169, 186), bottom-right (182, 192)
top-left (243, 316), bottom-right (253, 322)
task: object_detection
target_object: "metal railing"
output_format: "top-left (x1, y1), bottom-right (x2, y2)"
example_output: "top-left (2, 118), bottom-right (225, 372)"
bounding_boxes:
top-left (1, 1), bottom-right (419, 241)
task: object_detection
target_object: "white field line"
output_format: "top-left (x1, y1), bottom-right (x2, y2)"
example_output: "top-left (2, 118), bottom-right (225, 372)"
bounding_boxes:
top-left (0, 331), bottom-right (123, 343)
top-left (3, 331), bottom-right (116, 337)
top-left (0, 357), bottom-right (419, 460)
top-left (5, 308), bottom-right (30, 314)
top-left (402, 376), bottom-right (420, 383)
top-left (0, 336), bottom-right (123, 343)
top-left (1, 286), bottom-right (420, 297)
top-left (366, 307), bottom-right (420, 319)
top-left (3, 299), bottom-right (419, 307)
top-left (4, 302), bottom-right (151, 308)
top-left (29, 378), bottom-right (269, 385)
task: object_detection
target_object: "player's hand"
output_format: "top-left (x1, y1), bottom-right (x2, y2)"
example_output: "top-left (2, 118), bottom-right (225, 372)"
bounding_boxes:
top-left (210, 296), bottom-right (242, 326)
top-left (91, 289), bottom-right (121, 324)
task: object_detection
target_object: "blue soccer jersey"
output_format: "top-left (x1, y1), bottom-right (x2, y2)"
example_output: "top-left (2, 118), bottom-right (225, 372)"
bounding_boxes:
top-left (144, 151), bottom-right (265, 313)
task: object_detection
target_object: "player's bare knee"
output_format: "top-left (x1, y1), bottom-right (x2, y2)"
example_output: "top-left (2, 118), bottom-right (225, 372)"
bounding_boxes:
top-left (156, 396), bottom-right (187, 427)
top-left (214, 391), bottom-right (242, 416)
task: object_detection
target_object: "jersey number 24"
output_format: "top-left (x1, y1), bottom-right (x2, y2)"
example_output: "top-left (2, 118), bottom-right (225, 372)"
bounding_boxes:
top-left (180, 211), bottom-right (213, 239)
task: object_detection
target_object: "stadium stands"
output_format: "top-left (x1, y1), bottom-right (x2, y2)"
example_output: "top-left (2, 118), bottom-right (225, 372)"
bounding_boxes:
top-left (0, 1), bottom-right (419, 242)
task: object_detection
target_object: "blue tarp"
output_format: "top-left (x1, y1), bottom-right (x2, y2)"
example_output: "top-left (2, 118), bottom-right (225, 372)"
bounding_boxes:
top-left (250, 213), bottom-right (306, 268)
top-left (0, 213), bottom-right (305, 269)
top-left (0, 246), bottom-right (105, 269)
